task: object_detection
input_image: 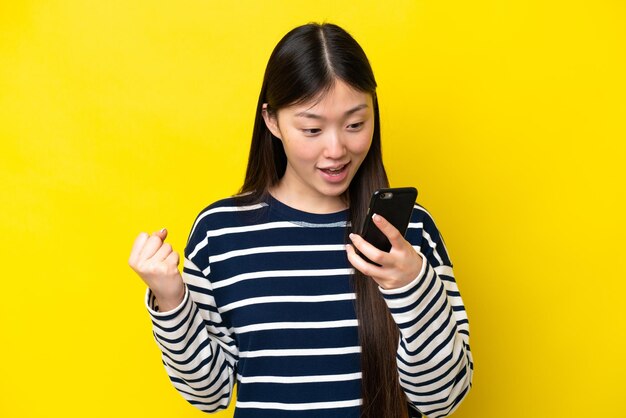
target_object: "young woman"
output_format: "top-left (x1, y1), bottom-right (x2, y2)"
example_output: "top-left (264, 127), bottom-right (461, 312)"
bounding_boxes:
top-left (129, 23), bottom-right (473, 418)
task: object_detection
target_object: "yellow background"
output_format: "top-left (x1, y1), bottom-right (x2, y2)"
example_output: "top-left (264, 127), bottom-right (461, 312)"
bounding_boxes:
top-left (1, 1), bottom-right (624, 417)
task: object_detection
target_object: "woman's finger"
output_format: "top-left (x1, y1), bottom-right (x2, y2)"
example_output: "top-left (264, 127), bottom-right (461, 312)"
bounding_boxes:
top-left (371, 214), bottom-right (405, 248)
top-left (155, 228), bottom-right (168, 241)
top-left (348, 232), bottom-right (390, 266)
top-left (129, 232), bottom-right (150, 266)
top-left (137, 233), bottom-right (166, 261)
top-left (165, 250), bottom-right (180, 268)
top-left (153, 241), bottom-right (173, 262)
top-left (345, 243), bottom-right (385, 279)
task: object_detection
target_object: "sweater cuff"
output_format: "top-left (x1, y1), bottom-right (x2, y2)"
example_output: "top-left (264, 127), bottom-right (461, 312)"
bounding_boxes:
top-left (378, 251), bottom-right (427, 296)
top-left (145, 285), bottom-right (190, 320)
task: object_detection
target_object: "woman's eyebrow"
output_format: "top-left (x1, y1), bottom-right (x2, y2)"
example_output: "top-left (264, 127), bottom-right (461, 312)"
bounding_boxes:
top-left (294, 103), bottom-right (369, 119)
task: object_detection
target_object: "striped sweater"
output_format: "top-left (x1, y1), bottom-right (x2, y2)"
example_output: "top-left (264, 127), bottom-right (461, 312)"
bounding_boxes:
top-left (146, 194), bottom-right (473, 417)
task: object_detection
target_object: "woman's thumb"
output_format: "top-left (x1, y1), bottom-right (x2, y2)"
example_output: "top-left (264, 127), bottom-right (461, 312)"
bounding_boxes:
top-left (153, 227), bottom-right (168, 240)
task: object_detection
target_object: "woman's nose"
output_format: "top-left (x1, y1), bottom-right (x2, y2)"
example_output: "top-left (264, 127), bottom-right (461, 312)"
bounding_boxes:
top-left (323, 132), bottom-right (347, 159)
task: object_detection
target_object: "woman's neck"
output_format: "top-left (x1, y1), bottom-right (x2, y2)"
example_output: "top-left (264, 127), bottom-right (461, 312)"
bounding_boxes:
top-left (269, 182), bottom-right (348, 214)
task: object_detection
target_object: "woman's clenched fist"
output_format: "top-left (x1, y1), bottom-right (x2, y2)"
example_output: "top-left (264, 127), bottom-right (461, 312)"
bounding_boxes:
top-left (128, 228), bottom-right (185, 312)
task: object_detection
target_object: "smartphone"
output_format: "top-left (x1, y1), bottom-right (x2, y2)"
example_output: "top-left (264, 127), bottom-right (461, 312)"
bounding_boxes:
top-left (359, 187), bottom-right (418, 260)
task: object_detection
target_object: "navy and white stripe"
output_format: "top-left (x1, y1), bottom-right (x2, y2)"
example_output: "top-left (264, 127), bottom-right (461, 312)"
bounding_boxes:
top-left (146, 194), bottom-right (473, 417)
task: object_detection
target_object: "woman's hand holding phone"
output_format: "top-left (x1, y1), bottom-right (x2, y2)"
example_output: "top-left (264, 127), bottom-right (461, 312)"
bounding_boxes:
top-left (347, 213), bottom-right (424, 290)
top-left (128, 228), bottom-right (185, 311)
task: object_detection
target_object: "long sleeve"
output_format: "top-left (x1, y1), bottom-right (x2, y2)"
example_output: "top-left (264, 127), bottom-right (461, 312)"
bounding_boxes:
top-left (379, 206), bottom-right (473, 417)
top-left (145, 216), bottom-right (238, 413)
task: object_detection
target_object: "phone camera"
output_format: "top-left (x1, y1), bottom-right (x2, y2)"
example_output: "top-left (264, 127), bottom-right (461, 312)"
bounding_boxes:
top-left (381, 192), bottom-right (393, 199)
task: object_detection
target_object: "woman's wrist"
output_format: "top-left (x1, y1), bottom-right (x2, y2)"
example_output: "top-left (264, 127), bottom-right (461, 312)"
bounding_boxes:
top-left (153, 284), bottom-right (186, 312)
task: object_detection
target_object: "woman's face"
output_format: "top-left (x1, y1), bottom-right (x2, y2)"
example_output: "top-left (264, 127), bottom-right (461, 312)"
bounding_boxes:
top-left (263, 80), bottom-right (375, 211)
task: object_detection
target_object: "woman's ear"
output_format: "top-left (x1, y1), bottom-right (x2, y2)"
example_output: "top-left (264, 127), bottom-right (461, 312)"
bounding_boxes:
top-left (262, 103), bottom-right (282, 140)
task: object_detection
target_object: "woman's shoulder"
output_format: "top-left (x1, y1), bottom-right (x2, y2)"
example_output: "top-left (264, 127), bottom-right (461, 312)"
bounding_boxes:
top-left (196, 192), bottom-right (266, 214)
top-left (406, 202), bottom-right (454, 265)
top-left (410, 202), bottom-right (438, 227)
top-left (188, 193), bottom-right (268, 234)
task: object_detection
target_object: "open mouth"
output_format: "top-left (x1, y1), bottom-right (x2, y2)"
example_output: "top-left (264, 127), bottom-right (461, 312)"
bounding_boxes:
top-left (319, 163), bottom-right (349, 176)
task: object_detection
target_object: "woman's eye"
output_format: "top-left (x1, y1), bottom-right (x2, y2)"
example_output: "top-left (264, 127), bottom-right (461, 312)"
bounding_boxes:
top-left (302, 128), bottom-right (321, 135)
top-left (347, 122), bottom-right (364, 130)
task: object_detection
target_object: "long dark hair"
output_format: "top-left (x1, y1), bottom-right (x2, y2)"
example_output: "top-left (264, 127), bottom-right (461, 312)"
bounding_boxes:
top-left (238, 23), bottom-right (408, 418)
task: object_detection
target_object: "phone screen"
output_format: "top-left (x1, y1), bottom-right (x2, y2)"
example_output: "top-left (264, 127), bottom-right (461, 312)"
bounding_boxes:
top-left (359, 187), bottom-right (418, 256)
